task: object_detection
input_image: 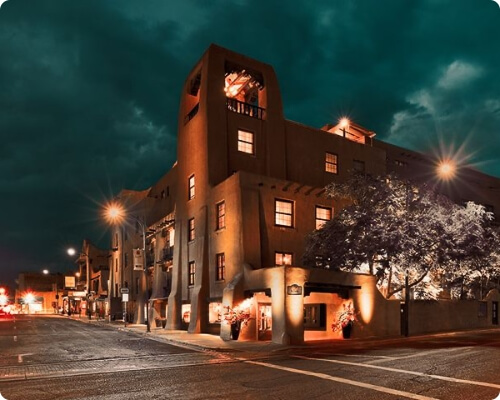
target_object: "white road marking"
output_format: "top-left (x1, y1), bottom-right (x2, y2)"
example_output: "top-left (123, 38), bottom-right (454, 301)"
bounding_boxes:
top-left (244, 359), bottom-right (438, 400)
top-left (365, 346), bottom-right (475, 364)
top-left (295, 355), bottom-right (500, 390)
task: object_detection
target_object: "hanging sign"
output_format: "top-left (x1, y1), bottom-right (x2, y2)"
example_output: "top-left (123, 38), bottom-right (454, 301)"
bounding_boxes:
top-left (133, 248), bottom-right (144, 271)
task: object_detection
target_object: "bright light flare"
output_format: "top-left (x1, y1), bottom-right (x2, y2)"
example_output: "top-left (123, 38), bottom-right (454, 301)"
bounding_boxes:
top-left (67, 248), bottom-right (76, 256)
top-left (339, 117), bottom-right (350, 129)
top-left (24, 293), bottom-right (35, 304)
top-left (42, 269), bottom-right (49, 275)
top-left (437, 159), bottom-right (457, 180)
top-left (0, 294), bottom-right (7, 306)
top-left (104, 202), bottom-right (125, 224)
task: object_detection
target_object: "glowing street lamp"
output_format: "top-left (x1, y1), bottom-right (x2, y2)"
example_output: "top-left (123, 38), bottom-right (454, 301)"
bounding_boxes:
top-left (105, 202), bottom-right (151, 333)
top-left (437, 159), bottom-right (456, 181)
top-left (339, 117), bottom-right (350, 138)
top-left (42, 269), bottom-right (49, 275)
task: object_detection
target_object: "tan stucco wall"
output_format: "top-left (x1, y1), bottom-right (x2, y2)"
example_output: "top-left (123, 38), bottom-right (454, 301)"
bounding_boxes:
top-left (409, 289), bottom-right (500, 335)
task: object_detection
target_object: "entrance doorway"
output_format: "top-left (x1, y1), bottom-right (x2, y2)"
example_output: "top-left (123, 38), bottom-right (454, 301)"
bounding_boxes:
top-left (258, 304), bottom-right (272, 340)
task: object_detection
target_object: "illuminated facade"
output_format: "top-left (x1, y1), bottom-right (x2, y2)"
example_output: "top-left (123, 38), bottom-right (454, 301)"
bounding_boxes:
top-left (108, 45), bottom-right (500, 344)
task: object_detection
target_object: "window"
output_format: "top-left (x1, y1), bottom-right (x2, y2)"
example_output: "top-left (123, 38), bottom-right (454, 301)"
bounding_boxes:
top-left (304, 304), bottom-right (326, 330)
top-left (275, 252), bottom-right (293, 266)
top-left (275, 199), bottom-right (293, 227)
top-left (188, 261), bottom-right (196, 286)
top-left (216, 201), bottom-right (226, 230)
top-left (325, 152), bottom-right (338, 174)
top-left (315, 206), bottom-right (332, 229)
top-left (124, 253), bottom-right (128, 268)
top-left (188, 218), bottom-right (195, 241)
top-left (394, 159), bottom-right (407, 167)
top-left (353, 159), bottom-right (365, 173)
top-left (188, 175), bottom-right (195, 200)
top-left (238, 129), bottom-right (254, 154)
top-left (216, 253), bottom-right (225, 281)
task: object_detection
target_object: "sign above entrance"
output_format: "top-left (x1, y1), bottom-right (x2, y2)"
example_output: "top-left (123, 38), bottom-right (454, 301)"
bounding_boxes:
top-left (287, 284), bottom-right (302, 296)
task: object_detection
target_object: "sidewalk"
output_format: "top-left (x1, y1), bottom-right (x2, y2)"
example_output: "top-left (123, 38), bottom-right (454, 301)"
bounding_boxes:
top-left (68, 314), bottom-right (500, 354)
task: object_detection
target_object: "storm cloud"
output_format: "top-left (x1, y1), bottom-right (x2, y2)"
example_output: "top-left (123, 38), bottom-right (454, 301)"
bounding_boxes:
top-left (1, 0), bottom-right (499, 286)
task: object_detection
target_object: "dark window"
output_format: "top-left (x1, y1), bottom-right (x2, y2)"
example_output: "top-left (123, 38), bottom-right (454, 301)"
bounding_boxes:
top-left (124, 253), bottom-right (128, 268)
top-left (275, 199), bottom-right (293, 227)
top-left (315, 206), bottom-right (332, 229)
top-left (188, 261), bottom-right (196, 286)
top-left (188, 218), bottom-right (195, 242)
top-left (216, 253), bottom-right (225, 281)
top-left (188, 175), bottom-right (195, 200)
top-left (304, 304), bottom-right (327, 330)
top-left (325, 152), bottom-right (338, 174)
top-left (353, 160), bottom-right (365, 173)
top-left (216, 201), bottom-right (226, 230)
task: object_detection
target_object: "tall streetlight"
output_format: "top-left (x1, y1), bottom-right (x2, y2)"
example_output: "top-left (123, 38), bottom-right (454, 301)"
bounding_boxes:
top-left (105, 203), bottom-right (151, 333)
top-left (67, 247), bottom-right (91, 319)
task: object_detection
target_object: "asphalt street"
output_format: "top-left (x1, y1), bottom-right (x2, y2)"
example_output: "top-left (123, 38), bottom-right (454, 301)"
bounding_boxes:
top-left (0, 316), bottom-right (499, 399)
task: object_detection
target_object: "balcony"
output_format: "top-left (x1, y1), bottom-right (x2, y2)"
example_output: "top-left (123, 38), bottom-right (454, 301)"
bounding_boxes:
top-left (162, 246), bottom-right (174, 262)
top-left (226, 98), bottom-right (265, 120)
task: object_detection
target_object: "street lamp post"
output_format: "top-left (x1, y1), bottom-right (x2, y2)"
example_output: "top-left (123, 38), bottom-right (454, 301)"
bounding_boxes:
top-left (67, 247), bottom-right (91, 319)
top-left (106, 203), bottom-right (151, 333)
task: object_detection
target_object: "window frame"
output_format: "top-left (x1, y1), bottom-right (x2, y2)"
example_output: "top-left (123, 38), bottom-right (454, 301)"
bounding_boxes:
top-left (237, 129), bottom-right (255, 155)
top-left (216, 253), bottom-right (225, 281)
top-left (304, 303), bottom-right (327, 331)
top-left (188, 261), bottom-right (196, 286)
top-left (315, 206), bottom-right (332, 230)
top-left (325, 152), bottom-right (338, 174)
top-left (188, 174), bottom-right (195, 200)
top-left (275, 199), bottom-right (294, 228)
top-left (216, 201), bottom-right (226, 230)
top-left (353, 159), bottom-right (365, 173)
top-left (188, 218), bottom-right (195, 242)
top-left (275, 251), bottom-right (293, 266)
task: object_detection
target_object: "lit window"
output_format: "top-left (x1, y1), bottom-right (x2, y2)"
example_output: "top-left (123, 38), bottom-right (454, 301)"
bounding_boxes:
top-left (238, 129), bottom-right (254, 154)
top-left (216, 201), bottom-right (226, 230)
top-left (275, 199), bottom-right (293, 227)
top-left (216, 253), bottom-right (225, 281)
top-left (304, 304), bottom-right (327, 330)
top-left (275, 252), bottom-right (293, 266)
top-left (188, 218), bottom-right (195, 242)
top-left (353, 160), bottom-right (365, 173)
top-left (315, 206), bottom-right (332, 229)
top-left (325, 152), bottom-right (338, 174)
top-left (394, 160), bottom-right (407, 167)
top-left (188, 261), bottom-right (195, 286)
top-left (188, 175), bottom-right (195, 200)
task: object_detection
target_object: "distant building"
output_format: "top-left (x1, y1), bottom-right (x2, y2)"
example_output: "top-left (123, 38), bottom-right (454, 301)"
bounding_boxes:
top-left (108, 45), bottom-right (500, 343)
top-left (15, 272), bottom-right (64, 314)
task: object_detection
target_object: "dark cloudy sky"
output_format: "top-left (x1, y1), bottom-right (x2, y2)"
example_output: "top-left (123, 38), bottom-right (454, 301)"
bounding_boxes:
top-left (1, 0), bottom-right (499, 288)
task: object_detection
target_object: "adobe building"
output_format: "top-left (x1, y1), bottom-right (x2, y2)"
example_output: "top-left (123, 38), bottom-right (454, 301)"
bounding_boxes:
top-left (108, 44), bottom-right (500, 344)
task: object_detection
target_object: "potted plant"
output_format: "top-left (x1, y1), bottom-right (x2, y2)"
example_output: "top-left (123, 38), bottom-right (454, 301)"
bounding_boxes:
top-left (222, 299), bottom-right (252, 340)
top-left (332, 302), bottom-right (358, 339)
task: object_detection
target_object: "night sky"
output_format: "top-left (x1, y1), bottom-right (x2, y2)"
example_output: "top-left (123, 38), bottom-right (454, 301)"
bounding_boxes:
top-left (1, 0), bottom-right (499, 288)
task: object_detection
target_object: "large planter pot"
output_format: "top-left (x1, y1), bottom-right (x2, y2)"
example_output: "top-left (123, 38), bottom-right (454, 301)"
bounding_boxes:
top-left (230, 321), bottom-right (241, 340)
top-left (342, 322), bottom-right (353, 339)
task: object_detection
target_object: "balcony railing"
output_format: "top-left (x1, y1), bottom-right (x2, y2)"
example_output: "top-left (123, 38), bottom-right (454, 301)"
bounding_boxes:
top-left (162, 246), bottom-right (174, 262)
top-left (226, 98), bottom-right (265, 120)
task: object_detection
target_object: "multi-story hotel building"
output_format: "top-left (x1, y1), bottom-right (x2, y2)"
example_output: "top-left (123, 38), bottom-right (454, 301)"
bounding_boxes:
top-left (107, 45), bottom-right (500, 344)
